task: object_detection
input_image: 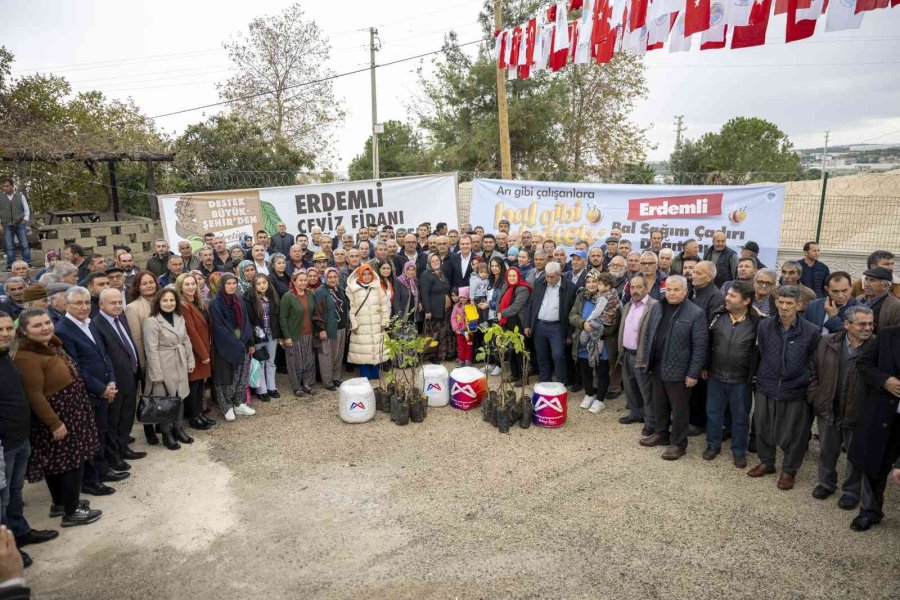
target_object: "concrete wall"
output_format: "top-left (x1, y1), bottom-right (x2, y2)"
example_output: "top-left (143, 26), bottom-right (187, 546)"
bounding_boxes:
top-left (36, 218), bottom-right (164, 267)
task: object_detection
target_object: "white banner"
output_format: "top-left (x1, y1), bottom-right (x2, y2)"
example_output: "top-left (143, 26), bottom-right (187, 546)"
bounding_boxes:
top-left (470, 178), bottom-right (785, 266)
top-left (158, 174), bottom-right (459, 248)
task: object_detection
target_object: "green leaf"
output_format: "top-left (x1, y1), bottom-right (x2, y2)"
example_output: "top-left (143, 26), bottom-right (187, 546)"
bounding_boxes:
top-left (261, 201), bottom-right (282, 237)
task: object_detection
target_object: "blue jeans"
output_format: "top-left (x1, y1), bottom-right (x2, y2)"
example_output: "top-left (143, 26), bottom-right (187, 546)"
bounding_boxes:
top-left (534, 321), bottom-right (567, 385)
top-left (4, 223), bottom-right (30, 268)
top-left (1, 441), bottom-right (32, 538)
top-left (706, 377), bottom-right (752, 457)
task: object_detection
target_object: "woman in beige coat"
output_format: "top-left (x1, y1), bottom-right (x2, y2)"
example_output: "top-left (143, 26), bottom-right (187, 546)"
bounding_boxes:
top-left (346, 264), bottom-right (390, 381)
top-left (143, 288), bottom-right (195, 451)
top-left (125, 270), bottom-right (160, 445)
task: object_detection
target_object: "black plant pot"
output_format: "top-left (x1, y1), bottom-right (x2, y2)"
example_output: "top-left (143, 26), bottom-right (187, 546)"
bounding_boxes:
top-left (410, 400), bottom-right (425, 423)
top-left (390, 394), bottom-right (401, 422)
top-left (490, 402), bottom-right (499, 428)
top-left (420, 393), bottom-right (428, 419)
top-left (374, 388), bottom-right (386, 412)
top-left (396, 402), bottom-right (410, 425)
top-left (483, 392), bottom-right (496, 423)
top-left (497, 404), bottom-right (512, 433)
top-left (520, 396), bottom-right (533, 429)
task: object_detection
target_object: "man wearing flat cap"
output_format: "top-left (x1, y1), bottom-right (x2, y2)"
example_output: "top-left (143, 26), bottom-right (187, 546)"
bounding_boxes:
top-left (741, 241), bottom-right (767, 269)
top-left (45, 282), bottom-right (71, 323)
top-left (858, 267), bottom-right (900, 334)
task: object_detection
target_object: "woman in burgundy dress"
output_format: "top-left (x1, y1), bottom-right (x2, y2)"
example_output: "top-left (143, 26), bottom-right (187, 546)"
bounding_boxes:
top-left (14, 308), bottom-right (103, 527)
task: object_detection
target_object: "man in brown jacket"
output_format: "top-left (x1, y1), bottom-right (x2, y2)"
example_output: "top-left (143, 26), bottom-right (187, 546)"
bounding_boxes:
top-left (807, 306), bottom-right (875, 510)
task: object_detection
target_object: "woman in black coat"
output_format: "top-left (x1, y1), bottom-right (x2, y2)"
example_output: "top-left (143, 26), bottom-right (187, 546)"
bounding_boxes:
top-left (419, 253), bottom-right (451, 361)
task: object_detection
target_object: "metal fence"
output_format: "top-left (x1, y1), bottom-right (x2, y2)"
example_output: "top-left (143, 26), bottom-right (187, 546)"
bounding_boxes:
top-left (151, 168), bottom-right (900, 254)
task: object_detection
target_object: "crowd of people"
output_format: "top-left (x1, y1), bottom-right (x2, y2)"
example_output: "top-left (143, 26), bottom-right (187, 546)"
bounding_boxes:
top-left (0, 174), bottom-right (899, 593)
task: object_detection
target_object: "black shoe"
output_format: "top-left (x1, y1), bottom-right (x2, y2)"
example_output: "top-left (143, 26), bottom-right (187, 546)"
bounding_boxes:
top-left (837, 496), bottom-right (859, 510)
top-left (101, 470), bottom-right (130, 483)
top-left (256, 393), bottom-right (271, 402)
top-left (49, 499), bottom-right (90, 518)
top-left (604, 390), bottom-right (620, 400)
top-left (850, 515), bottom-right (879, 532)
top-left (189, 417), bottom-right (212, 431)
top-left (82, 483), bottom-right (115, 496)
top-left (324, 384), bottom-right (337, 392)
top-left (109, 458), bottom-right (131, 471)
top-left (811, 485), bottom-right (834, 500)
top-left (332, 380), bottom-right (343, 388)
top-left (145, 429), bottom-right (160, 446)
top-left (201, 415), bottom-right (217, 426)
top-left (619, 415), bottom-right (644, 425)
top-left (301, 385), bottom-right (313, 395)
top-left (268, 390), bottom-right (281, 399)
top-left (161, 432), bottom-right (181, 450)
top-left (121, 447), bottom-right (147, 460)
top-left (16, 529), bottom-right (59, 547)
top-left (20, 551), bottom-right (32, 568)
top-left (174, 428), bottom-right (194, 444)
top-left (61, 507), bottom-right (102, 527)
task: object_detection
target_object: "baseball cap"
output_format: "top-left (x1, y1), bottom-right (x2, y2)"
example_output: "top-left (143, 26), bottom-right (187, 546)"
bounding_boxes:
top-left (570, 250), bottom-right (588, 259)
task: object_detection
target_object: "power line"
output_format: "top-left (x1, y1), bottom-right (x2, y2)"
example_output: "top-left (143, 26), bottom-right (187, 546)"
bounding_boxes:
top-left (855, 128), bottom-right (900, 144)
top-left (149, 37), bottom-right (487, 120)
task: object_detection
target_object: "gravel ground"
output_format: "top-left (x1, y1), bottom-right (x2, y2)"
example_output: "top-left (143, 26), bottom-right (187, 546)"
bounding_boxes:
top-left (23, 369), bottom-right (900, 600)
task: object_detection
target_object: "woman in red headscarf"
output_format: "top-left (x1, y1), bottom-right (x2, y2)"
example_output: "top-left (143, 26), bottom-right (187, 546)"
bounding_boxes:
top-left (496, 267), bottom-right (532, 380)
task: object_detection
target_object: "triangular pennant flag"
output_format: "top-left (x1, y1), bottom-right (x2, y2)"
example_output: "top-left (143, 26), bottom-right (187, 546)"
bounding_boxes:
top-left (732, 0), bottom-right (772, 48)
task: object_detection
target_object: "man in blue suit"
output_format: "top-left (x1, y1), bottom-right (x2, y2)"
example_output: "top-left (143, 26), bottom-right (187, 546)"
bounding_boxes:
top-left (55, 286), bottom-right (125, 497)
top-left (804, 271), bottom-right (857, 335)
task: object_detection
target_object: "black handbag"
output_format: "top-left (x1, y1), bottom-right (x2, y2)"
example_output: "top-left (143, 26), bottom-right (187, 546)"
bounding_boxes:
top-left (137, 383), bottom-right (182, 425)
top-left (253, 343), bottom-right (270, 362)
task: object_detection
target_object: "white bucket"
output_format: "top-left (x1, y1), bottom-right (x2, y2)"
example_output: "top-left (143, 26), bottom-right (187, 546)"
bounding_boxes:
top-left (338, 377), bottom-right (376, 423)
top-left (417, 364), bottom-right (450, 407)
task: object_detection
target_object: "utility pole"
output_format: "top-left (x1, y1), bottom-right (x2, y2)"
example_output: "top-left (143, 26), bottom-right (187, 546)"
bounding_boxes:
top-left (494, 0), bottom-right (512, 179)
top-left (369, 27), bottom-right (380, 179)
top-left (674, 115), bottom-right (685, 150)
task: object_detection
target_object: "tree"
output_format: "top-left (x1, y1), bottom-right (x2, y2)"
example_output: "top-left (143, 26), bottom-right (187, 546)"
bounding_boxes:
top-left (669, 117), bottom-right (801, 183)
top-left (414, 1), bottom-right (648, 180)
top-left (347, 120), bottom-right (434, 180)
top-left (169, 114), bottom-right (313, 192)
top-left (218, 3), bottom-right (345, 168)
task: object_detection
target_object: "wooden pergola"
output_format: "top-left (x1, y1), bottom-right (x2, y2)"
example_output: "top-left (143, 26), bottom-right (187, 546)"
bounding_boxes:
top-left (0, 149), bottom-right (175, 220)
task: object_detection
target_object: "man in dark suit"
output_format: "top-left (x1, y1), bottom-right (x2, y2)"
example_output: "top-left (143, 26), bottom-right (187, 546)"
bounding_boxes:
top-left (91, 288), bottom-right (146, 471)
top-left (54, 287), bottom-right (124, 497)
top-left (525, 261), bottom-right (574, 386)
top-left (848, 325), bottom-right (900, 531)
top-left (449, 235), bottom-right (477, 289)
top-left (269, 221), bottom-right (294, 256)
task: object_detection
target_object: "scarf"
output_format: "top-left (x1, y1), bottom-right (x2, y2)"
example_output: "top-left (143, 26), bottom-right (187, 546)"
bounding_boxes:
top-left (498, 267), bottom-right (532, 325)
top-left (218, 274), bottom-right (244, 330)
top-left (306, 267), bottom-right (321, 291)
top-left (355, 264), bottom-right (376, 289)
top-left (397, 260), bottom-right (418, 293)
top-left (323, 268), bottom-right (345, 318)
top-left (237, 260), bottom-right (254, 294)
top-left (289, 269), bottom-right (308, 299)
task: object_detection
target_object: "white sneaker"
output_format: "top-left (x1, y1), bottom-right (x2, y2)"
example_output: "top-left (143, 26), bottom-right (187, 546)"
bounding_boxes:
top-left (588, 399), bottom-right (606, 414)
top-left (234, 404), bottom-right (256, 416)
top-left (490, 366), bottom-right (501, 376)
top-left (224, 408), bottom-right (236, 422)
top-left (580, 395), bottom-right (596, 409)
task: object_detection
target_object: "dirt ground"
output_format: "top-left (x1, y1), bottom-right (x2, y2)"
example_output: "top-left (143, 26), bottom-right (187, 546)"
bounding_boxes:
top-left (23, 371), bottom-right (900, 600)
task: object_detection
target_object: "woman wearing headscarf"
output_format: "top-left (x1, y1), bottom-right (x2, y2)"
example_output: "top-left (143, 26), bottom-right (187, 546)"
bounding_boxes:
top-left (280, 270), bottom-right (316, 396)
top-left (207, 271), bottom-right (223, 299)
top-left (36, 249), bottom-right (60, 280)
top-left (395, 260), bottom-right (419, 325)
top-left (209, 273), bottom-right (255, 421)
top-left (346, 265), bottom-right (390, 381)
top-left (125, 270), bottom-right (163, 445)
top-left (15, 309), bottom-right (102, 527)
top-left (237, 260), bottom-right (256, 296)
top-left (419, 253), bottom-right (452, 363)
top-left (225, 245), bottom-right (246, 275)
top-left (496, 266), bottom-right (532, 380)
top-left (245, 274), bottom-right (282, 401)
top-left (306, 266), bottom-right (322, 292)
top-left (313, 267), bottom-right (349, 391)
top-left (143, 288), bottom-right (195, 450)
top-left (239, 233), bottom-right (254, 260)
top-left (175, 273), bottom-right (215, 431)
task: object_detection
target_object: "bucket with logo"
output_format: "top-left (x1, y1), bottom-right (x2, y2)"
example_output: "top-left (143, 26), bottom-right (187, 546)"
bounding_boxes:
top-left (531, 382), bottom-right (567, 428)
top-left (448, 366), bottom-right (487, 411)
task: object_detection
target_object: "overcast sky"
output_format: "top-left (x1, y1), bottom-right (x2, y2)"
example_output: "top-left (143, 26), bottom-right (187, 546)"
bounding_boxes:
top-left (5, 0), bottom-right (900, 171)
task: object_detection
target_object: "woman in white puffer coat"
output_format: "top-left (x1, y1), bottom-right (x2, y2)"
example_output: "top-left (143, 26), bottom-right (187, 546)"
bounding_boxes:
top-left (346, 264), bottom-right (391, 381)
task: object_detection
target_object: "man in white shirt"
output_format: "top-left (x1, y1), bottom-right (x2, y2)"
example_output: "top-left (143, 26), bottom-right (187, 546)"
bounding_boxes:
top-left (0, 178), bottom-right (31, 271)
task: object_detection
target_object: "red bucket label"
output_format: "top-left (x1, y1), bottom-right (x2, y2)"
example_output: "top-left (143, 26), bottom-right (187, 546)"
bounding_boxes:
top-left (448, 367), bottom-right (487, 411)
top-left (532, 383), bottom-right (568, 427)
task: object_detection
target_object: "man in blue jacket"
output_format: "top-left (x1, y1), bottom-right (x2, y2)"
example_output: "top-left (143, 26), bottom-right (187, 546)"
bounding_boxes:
top-left (748, 286), bottom-right (821, 491)
top-left (800, 241), bottom-right (830, 298)
top-left (804, 271), bottom-right (857, 335)
top-left (55, 287), bottom-right (122, 497)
